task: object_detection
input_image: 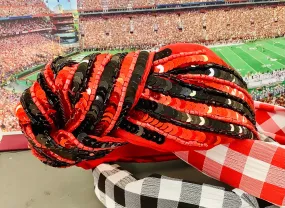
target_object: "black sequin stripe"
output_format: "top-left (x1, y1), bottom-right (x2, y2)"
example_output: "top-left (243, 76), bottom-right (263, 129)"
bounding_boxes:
top-left (31, 128), bottom-right (113, 162)
top-left (167, 74), bottom-right (255, 120)
top-left (76, 133), bottom-right (125, 149)
top-left (73, 53), bottom-right (127, 137)
top-left (37, 72), bottom-right (63, 129)
top-left (50, 56), bottom-right (77, 77)
top-left (111, 51), bottom-right (150, 133)
top-left (119, 119), bottom-right (165, 144)
top-left (20, 89), bottom-right (51, 133)
top-left (31, 143), bottom-right (71, 168)
top-left (145, 75), bottom-right (256, 125)
top-left (166, 64), bottom-right (246, 89)
top-left (153, 48), bottom-right (172, 61)
top-left (50, 56), bottom-right (64, 75)
top-left (69, 53), bottom-right (100, 105)
top-left (25, 133), bottom-right (71, 167)
top-left (167, 65), bottom-right (246, 89)
top-left (136, 99), bottom-right (256, 140)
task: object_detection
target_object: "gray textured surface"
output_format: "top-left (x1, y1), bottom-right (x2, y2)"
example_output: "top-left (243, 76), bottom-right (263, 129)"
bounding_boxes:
top-left (0, 151), bottom-right (229, 208)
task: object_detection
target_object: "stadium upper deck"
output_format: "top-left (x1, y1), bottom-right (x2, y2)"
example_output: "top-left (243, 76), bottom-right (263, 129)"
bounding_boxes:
top-left (79, 4), bottom-right (285, 50)
top-left (77, 0), bottom-right (280, 12)
top-left (0, 0), bottom-right (51, 17)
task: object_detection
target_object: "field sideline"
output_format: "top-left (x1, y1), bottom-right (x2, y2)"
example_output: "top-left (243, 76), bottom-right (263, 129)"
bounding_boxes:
top-left (20, 37), bottom-right (285, 81)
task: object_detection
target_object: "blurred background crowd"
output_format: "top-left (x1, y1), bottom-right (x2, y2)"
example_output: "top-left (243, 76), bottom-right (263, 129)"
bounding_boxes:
top-left (78, 0), bottom-right (218, 10)
top-left (0, 0), bottom-right (51, 17)
top-left (0, 33), bottom-right (65, 84)
top-left (0, 88), bottom-right (21, 132)
top-left (251, 85), bottom-right (285, 106)
top-left (0, 0), bottom-right (285, 132)
top-left (0, 18), bottom-right (53, 37)
top-left (80, 5), bottom-right (285, 49)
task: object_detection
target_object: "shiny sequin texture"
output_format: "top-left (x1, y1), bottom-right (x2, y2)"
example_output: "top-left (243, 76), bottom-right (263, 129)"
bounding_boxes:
top-left (16, 43), bottom-right (259, 168)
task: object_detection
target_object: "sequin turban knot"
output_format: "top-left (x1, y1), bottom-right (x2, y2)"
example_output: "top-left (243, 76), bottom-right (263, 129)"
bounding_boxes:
top-left (16, 43), bottom-right (258, 168)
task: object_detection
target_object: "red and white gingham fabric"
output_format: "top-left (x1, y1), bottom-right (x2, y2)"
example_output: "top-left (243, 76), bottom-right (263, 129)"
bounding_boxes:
top-left (255, 101), bottom-right (285, 144)
top-left (175, 101), bottom-right (285, 206)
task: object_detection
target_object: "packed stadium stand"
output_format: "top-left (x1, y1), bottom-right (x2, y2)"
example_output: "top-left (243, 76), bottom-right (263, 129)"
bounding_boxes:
top-left (0, 33), bottom-right (65, 84)
top-left (80, 4), bottom-right (285, 49)
top-left (0, 88), bottom-right (21, 132)
top-left (78, 0), bottom-right (235, 11)
top-left (0, 18), bottom-right (53, 37)
top-left (0, 0), bottom-right (51, 17)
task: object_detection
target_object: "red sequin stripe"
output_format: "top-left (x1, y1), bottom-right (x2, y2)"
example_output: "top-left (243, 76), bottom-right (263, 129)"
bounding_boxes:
top-left (154, 55), bottom-right (209, 73)
top-left (127, 115), bottom-right (209, 147)
top-left (88, 135), bottom-right (125, 143)
top-left (15, 104), bottom-right (31, 125)
top-left (153, 50), bottom-right (206, 66)
top-left (65, 54), bottom-right (112, 132)
top-left (30, 82), bottom-right (56, 130)
top-left (43, 62), bottom-right (57, 93)
top-left (24, 125), bottom-right (44, 148)
top-left (141, 90), bottom-right (258, 137)
top-left (48, 150), bottom-right (76, 164)
top-left (178, 74), bottom-right (254, 106)
top-left (102, 51), bottom-right (140, 136)
top-left (177, 75), bottom-right (254, 110)
top-left (55, 130), bottom-right (117, 151)
top-left (56, 64), bottom-right (79, 120)
top-left (132, 51), bottom-right (155, 110)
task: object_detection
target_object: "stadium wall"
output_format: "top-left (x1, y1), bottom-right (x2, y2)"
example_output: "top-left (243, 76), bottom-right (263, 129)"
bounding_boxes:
top-left (0, 131), bottom-right (28, 151)
top-left (15, 64), bottom-right (45, 80)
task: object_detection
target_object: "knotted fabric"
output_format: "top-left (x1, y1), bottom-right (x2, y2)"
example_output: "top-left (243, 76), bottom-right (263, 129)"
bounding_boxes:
top-left (16, 43), bottom-right (260, 167)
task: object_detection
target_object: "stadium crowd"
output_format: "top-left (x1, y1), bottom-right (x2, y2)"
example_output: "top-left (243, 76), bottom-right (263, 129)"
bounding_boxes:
top-left (0, 88), bottom-right (21, 132)
top-left (251, 85), bottom-right (285, 107)
top-left (251, 85), bottom-right (285, 101)
top-left (0, 0), bottom-right (50, 17)
top-left (79, 0), bottom-right (217, 11)
top-left (0, 33), bottom-right (65, 84)
top-left (80, 5), bottom-right (285, 49)
top-left (244, 69), bottom-right (285, 84)
top-left (0, 18), bottom-right (53, 37)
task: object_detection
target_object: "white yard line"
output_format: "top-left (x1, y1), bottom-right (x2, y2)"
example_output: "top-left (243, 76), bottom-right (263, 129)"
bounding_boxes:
top-left (250, 45), bottom-right (285, 69)
top-left (226, 47), bottom-right (258, 74)
top-left (262, 43), bottom-right (285, 59)
top-left (239, 47), bottom-right (274, 72)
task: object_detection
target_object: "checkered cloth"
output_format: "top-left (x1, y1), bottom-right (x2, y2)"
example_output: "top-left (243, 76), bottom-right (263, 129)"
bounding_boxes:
top-left (93, 163), bottom-right (277, 208)
top-left (172, 101), bottom-right (285, 206)
top-left (92, 101), bottom-right (285, 207)
top-left (254, 101), bottom-right (285, 144)
top-left (176, 139), bottom-right (285, 207)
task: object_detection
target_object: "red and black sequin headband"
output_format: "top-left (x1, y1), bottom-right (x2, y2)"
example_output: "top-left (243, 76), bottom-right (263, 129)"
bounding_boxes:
top-left (16, 43), bottom-right (257, 168)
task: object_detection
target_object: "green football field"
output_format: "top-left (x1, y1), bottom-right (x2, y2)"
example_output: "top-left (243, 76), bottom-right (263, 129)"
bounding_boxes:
top-left (211, 37), bottom-right (285, 76)
top-left (20, 38), bottom-right (285, 81)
